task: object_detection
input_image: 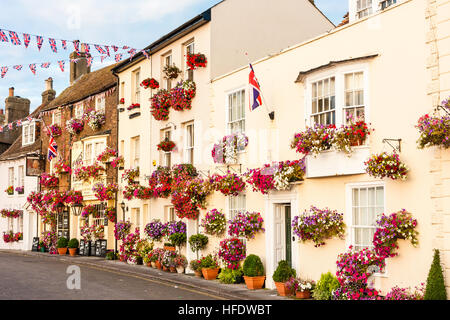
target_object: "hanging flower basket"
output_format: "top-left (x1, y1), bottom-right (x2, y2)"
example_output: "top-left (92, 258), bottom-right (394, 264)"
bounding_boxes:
top-left (111, 156), bottom-right (124, 169)
top-left (150, 89), bottom-right (171, 121)
top-left (81, 204), bottom-right (98, 219)
top-left (209, 171), bottom-right (246, 196)
top-left (218, 237), bottom-right (246, 270)
top-left (170, 80), bottom-right (196, 111)
top-left (54, 159), bottom-right (71, 175)
top-left (228, 211), bottom-right (265, 240)
top-left (212, 132), bottom-right (249, 164)
top-left (364, 152), bottom-right (408, 180)
top-left (47, 124), bottom-right (62, 137)
top-left (122, 168), bottom-right (139, 184)
top-left (415, 97), bottom-right (450, 149)
top-left (140, 78), bottom-right (159, 89)
top-left (83, 110), bottom-right (106, 131)
top-left (163, 64), bottom-right (182, 80)
top-left (186, 53), bottom-right (207, 70)
top-left (200, 209), bottom-right (226, 236)
top-left (92, 182), bottom-right (119, 201)
top-left (66, 118), bottom-right (84, 135)
top-left (40, 173), bottom-right (59, 188)
top-left (74, 163), bottom-right (105, 182)
top-left (157, 139), bottom-right (176, 152)
top-left (1, 209), bottom-right (22, 219)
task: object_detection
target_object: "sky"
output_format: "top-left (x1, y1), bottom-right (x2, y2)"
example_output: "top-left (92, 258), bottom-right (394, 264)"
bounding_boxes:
top-left (0, 0), bottom-right (348, 113)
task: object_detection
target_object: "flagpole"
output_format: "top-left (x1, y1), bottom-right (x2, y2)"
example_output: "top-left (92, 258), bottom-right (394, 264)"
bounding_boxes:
top-left (245, 53), bottom-right (274, 120)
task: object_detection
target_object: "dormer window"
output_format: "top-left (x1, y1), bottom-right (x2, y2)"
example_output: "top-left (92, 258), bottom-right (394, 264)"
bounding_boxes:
top-left (356, 0), bottom-right (373, 19)
top-left (22, 121), bottom-right (36, 146)
top-left (380, 0), bottom-right (396, 10)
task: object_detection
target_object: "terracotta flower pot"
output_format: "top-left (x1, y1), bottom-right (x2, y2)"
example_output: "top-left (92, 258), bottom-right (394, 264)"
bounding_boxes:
top-left (202, 268), bottom-right (220, 280)
top-left (243, 276), bottom-right (266, 290)
top-left (57, 248), bottom-right (67, 255)
top-left (274, 281), bottom-right (293, 296)
top-left (296, 290), bottom-right (311, 299)
top-left (194, 270), bottom-right (203, 277)
top-left (68, 248), bottom-right (77, 256)
top-left (169, 267), bottom-right (177, 273)
top-left (155, 261), bottom-right (162, 269)
top-left (164, 246), bottom-right (176, 252)
top-left (162, 265), bottom-right (169, 272)
top-left (147, 262), bottom-right (152, 267)
top-left (176, 266), bottom-right (185, 274)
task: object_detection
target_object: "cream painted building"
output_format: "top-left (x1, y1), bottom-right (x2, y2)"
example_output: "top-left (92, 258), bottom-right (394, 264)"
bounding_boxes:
top-left (114, 0), bottom-right (450, 295)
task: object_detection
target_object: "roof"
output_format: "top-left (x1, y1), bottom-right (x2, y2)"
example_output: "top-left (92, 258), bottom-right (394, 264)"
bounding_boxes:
top-left (112, 9), bottom-right (211, 73)
top-left (295, 54), bottom-right (379, 83)
top-left (41, 63), bottom-right (118, 111)
top-left (337, 12), bottom-right (349, 27)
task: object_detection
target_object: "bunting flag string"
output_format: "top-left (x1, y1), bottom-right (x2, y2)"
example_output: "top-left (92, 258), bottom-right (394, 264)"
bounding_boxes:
top-left (0, 86), bottom-right (116, 134)
top-left (58, 60), bottom-right (65, 72)
top-left (41, 62), bottom-right (50, 68)
top-left (114, 53), bottom-right (122, 62)
top-left (72, 40), bottom-right (80, 52)
top-left (13, 65), bottom-right (22, 71)
top-left (29, 63), bottom-right (36, 75)
top-left (48, 38), bottom-right (57, 53)
top-left (61, 39), bottom-right (67, 50)
top-left (9, 31), bottom-right (21, 45)
top-left (1, 66), bottom-right (8, 78)
top-left (0, 30), bottom-right (8, 42)
top-left (23, 33), bottom-right (31, 48)
top-left (36, 35), bottom-right (43, 50)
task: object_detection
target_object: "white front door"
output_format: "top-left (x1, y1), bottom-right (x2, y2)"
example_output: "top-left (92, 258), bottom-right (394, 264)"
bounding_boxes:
top-left (274, 204), bottom-right (286, 267)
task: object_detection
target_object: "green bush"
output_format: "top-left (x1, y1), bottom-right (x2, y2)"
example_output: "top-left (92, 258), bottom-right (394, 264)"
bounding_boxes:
top-left (424, 249), bottom-right (447, 300)
top-left (105, 251), bottom-right (116, 260)
top-left (312, 272), bottom-right (340, 300)
top-left (189, 259), bottom-right (201, 271)
top-left (57, 237), bottom-right (68, 248)
top-left (68, 238), bottom-right (79, 249)
top-left (189, 234), bottom-right (209, 253)
top-left (243, 254), bottom-right (265, 277)
top-left (272, 260), bottom-right (296, 283)
top-left (169, 233), bottom-right (187, 248)
top-left (199, 254), bottom-right (219, 269)
top-left (218, 267), bottom-right (244, 284)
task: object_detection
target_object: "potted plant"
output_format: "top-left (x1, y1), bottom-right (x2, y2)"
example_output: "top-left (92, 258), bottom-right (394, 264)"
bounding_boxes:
top-left (5, 185), bottom-right (13, 195)
top-left (68, 238), bottom-right (79, 256)
top-left (243, 254), bottom-right (266, 290)
top-left (272, 260), bottom-right (296, 296)
top-left (286, 277), bottom-right (315, 299)
top-left (188, 234), bottom-right (209, 259)
top-left (175, 254), bottom-right (188, 273)
top-left (38, 241), bottom-right (46, 252)
top-left (199, 254), bottom-right (220, 280)
top-left (312, 272), bottom-right (340, 300)
top-left (105, 251), bottom-right (116, 260)
top-left (15, 186), bottom-right (24, 195)
top-left (190, 259), bottom-right (202, 277)
top-left (169, 232), bottom-right (187, 252)
top-left (162, 250), bottom-right (177, 272)
top-left (57, 237), bottom-right (68, 255)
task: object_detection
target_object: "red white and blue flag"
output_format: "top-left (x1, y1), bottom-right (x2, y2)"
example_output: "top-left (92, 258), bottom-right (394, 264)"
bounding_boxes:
top-left (94, 44), bottom-right (106, 55)
top-left (8, 123), bottom-right (13, 130)
top-left (105, 45), bottom-right (110, 56)
top-left (13, 65), bottom-right (22, 71)
top-left (112, 45), bottom-right (118, 52)
top-left (41, 62), bottom-right (50, 68)
top-left (9, 31), bottom-right (21, 45)
top-left (1, 67), bottom-right (8, 78)
top-left (73, 40), bottom-right (80, 52)
top-left (48, 38), bottom-right (58, 53)
top-left (36, 36), bottom-right (44, 50)
top-left (0, 30), bottom-right (8, 42)
top-left (58, 60), bottom-right (65, 72)
top-left (48, 135), bottom-right (58, 161)
top-left (27, 116), bottom-right (32, 122)
top-left (16, 119), bottom-right (22, 127)
top-left (23, 33), bottom-right (31, 48)
top-left (83, 43), bottom-right (90, 54)
top-left (29, 64), bottom-right (36, 75)
top-left (248, 64), bottom-right (263, 111)
top-left (87, 57), bottom-right (93, 67)
top-left (115, 54), bottom-right (122, 62)
top-left (61, 40), bottom-right (67, 50)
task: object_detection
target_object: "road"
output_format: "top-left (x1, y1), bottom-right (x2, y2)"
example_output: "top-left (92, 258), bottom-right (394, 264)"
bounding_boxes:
top-left (0, 251), bottom-right (216, 300)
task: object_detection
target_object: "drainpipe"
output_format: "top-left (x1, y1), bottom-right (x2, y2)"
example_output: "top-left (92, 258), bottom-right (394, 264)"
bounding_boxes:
top-left (112, 72), bottom-right (120, 258)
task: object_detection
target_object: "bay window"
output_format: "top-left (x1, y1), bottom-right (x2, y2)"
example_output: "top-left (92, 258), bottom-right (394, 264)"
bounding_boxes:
top-left (311, 77), bottom-right (336, 126)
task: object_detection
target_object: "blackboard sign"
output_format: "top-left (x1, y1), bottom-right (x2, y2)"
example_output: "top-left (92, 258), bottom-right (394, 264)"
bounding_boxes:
top-left (31, 237), bottom-right (39, 251)
top-left (84, 240), bottom-right (92, 256)
top-left (95, 239), bottom-right (107, 257)
top-left (89, 241), bottom-right (96, 256)
top-left (79, 240), bottom-right (85, 256)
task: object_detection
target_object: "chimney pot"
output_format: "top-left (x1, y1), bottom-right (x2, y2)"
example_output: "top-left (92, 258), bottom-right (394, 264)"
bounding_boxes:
top-left (45, 77), bottom-right (53, 91)
top-left (9, 87), bottom-right (14, 97)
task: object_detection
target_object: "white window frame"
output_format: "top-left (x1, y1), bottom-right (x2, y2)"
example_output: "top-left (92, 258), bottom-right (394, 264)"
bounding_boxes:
top-left (304, 63), bottom-right (370, 129)
top-left (165, 206), bottom-right (176, 223)
top-left (95, 96), bottom-right (106, 114)
top-left (163, 54), bottom-right (173, 90)
top-left (344, 71), bottom-right (365, 124)
top-left (185, 41), bottom-right (195, 81)
top-left (52, 110), bottom-right (61, 126)
top-left (84, 142), bottom-right (93, 166)
top-left (8, 167), bottom-right (14, 189)
top-left (380, 0), bottom-right (397, 10)
top-left (356, 0), bottom-right (373, 19)
top-left (22, 121), bottom-right (35, 146)
top-left (227, 193), bottom-right (246, 220)
top-left (132, 208), bottom-right (141, 231)
top-left (226, 87), bottom-right (246, 135)
top-left (74, 103), bottom-right (84, 119)
top-left (131, 136), bottom-right (140, 169)
top-left (18, 165), bottom-right (24, 188)
top-left (310, 76), bottom-right (336, 126)
top-left (133, 69), bottom-right (141, 104)
top-left (345, 181), bottom-right (387, 276)
top-left (162, 129), bottom-right (172, 168)
top-left (184, 123), bottom-right (194, 165)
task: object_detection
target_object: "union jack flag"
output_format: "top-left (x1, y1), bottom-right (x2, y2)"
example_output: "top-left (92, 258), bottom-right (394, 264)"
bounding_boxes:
top-left (105, 45), bottom-right (110, 56)
top-left (48, 135), bottom-right (58, 161)
top-left (36, 36), bottom-right (44, 50)
top-left (123, 46), bottom-right (129, 50)
top-left (94, 44), bottom-right (106, 55)
top-left (48, 38), bottom-right (57, 53)
top-left (61, 39), bottom-right (67, 50)
top-left (248, 63), bottom-right (263, 111)
top-left (29, 64), bottom-right (36, 75)
top-left (0, 29), bottom-right (8, 42)
top-left (142, 50), bottom-right (149, 59)
top-left (128, 48), bottom-right (136, 56)
top-left (73, 40), bottom-right (80, 52)
top-left (23, 33), bottom-right (30, 48)
top-left (70, 59), bottom-right (79, 63)
top-left (13, 65), bottom-right (22, 71)
top-left (58, 60), bottom-right (65, 72)
top-left (8, 123), bottom-right (13, 130)
top-left (111, 45), bottom-right (118, 52)
top-left (41, 62), bottom-right (50, 68)
top-left (26, 116), bottom-right (32, 122)
top-left (86, 57), bottom-right (93, 67)
top-left (115, 54), bottom-right (122, 62)
top-left (16, 119), bottom-right (22, 127)
top-left (83, 43), bottom-right (90, 54)
top-left (9, 31), bottom-right (21, 45)
top-left (100, 56), bottom-right (106, 63)
top-left (1, 67), bottom-right (8, 78)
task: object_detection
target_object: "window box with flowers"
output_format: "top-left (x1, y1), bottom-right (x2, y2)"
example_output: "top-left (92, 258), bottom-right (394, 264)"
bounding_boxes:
top-left (54, 159), bottom-right (71, 176)
top-left (140, 78), bottom-right (159, 90)
top-left (119, 98), bottom-right (125, 104)
top-left (5, 186), bottom-right (14, 195)
top-left (150, 89), bottom-right (171, 121)
top-left (1, 209), bottom-right (22, 219)
top-left (40, 173), bottom-right (59, 188)
top-left (74, 163), bottom-right (106, 182)
top-left (186, 53), bottom-right (207, 70)
top-left (15, 186), bottom-right (24, 195)
top-left (65, 118), bottom-right (84, 135)
top-left (416, 98), bottom-right (450, 149)
top-left (209, 171), bottom-right (246, 196)
top-left (3, 231), bottom-right (23, 243)
top-left (127, 103), bottom-right (140, 112)
top-left (83, 109), bottom-right (106, 131)
top-left (122, 168), bottom-right (140, 185)
top-left (97, 147), bottom-right (118, 164)
top-left (92, 182), bottom-right (118, 201)
top-left (47, 124), bottom-right (62, 137)
top-left (212, 132), bottom-right (249, 164)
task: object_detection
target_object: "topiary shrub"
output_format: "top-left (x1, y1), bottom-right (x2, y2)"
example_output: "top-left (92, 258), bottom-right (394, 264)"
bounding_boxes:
top-left (272, 260), bottom-right (296, 283)
top-left (68, 238), bottom-right (79, 249)
top-left (243, 254), bottom-right (265, 277)
top-left (169, 232), bottom-right (187, 250)
top-left (424, 249), bottom-right (447, 300)
top-left (188, 234), bottom-right (209, 258)
top-left (218, 267), bottom-right (244, 284)
top-left (57, 237), bottom-right (68, 248)
top-left (312, 272), bottom-right (340, 300)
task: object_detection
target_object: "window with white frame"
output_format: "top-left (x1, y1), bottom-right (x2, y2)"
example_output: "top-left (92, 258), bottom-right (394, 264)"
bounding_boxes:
top-left (344, 72), bottom-right (365, 123)
top-left (131, 136), bottom-right (140, 169)
top-left (311, 77), bottom-right (336, 126)
top-left (185, 42), bottom-right (195, 82)
top-left (184, 123), bottom-right (194, 165)
top-left (22, 122), bottom-right (35, 146)
top-left (133, 69), bottom-right (141, 104)
top-left (380, 0), bottom-right (396, 10)
top-left (349, 184), bottom-right (384, 251)
top-left (8, 217), bottom-right (13, 232)
top-left (8, 167), bottom-right (14, 188)
top-left (52, 110), bottom-right (61, 125)
top-left (92, 204), bottom-right (105, 228)
top-left (229, 194), bottom-right (246, 219)
top-left (17, 214), bottom-right (23, 234)
top-left (94, 141), bottom-right (105, 161)
top-left (356, 0), bottom-right (373, 19)
top-left (84, 142), bottom-right (93, 166)
top-left (165, 206), bottom-right (176, 222)
top-left (74, 103), bottom-right (84, 119)
top-left (162, 129), bottom-right (172, 168)
top-left (132, 208), bottom-right (141, 231)
top-left (164, 54), bottom-right (172, 90)
top-left (95, 96), bottom-right (105, 114)
top-left (227, 89), bottom-right (246, 134)
top-left (18, 165), bottom-right (24, 188)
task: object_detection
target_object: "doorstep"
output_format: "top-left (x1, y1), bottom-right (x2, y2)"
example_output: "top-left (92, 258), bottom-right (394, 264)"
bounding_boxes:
top-left (1, 249), bottom-right (291, 300)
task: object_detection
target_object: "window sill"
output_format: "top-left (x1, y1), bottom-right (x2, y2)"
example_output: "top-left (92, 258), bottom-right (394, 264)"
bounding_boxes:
top-left (129, 112), bottom-right (141, 119)
top-left (305, 146), bottom-right (370, 178)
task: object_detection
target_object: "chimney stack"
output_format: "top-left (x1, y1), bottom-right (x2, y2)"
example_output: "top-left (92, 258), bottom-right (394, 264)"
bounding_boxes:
top-left (42, 77), bottom-right (56, 104)
top-left (5, 87), bottom-right (30, 125)
top-left (69, 41), bottom-right (91, 86)
top-left (9, 87), bottom-right (14, 97)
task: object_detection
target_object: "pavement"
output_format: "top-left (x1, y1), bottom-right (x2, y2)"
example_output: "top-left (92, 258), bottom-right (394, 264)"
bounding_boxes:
top-left (0, 249), bottom-right (290, 300)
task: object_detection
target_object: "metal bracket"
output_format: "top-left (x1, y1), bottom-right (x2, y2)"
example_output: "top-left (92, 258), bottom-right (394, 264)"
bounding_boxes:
top-left (197, 170), bottom-right (210, 178)
top-left (437, 105), bottom-right (450, 116)
top-left (226, 164), bottom-right (242, 174)
top-left (382, 139), bottom-right (402, 153)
